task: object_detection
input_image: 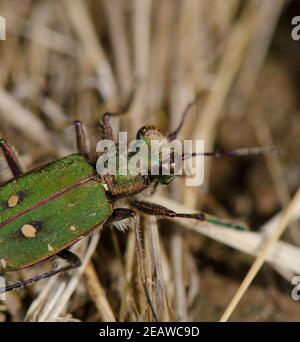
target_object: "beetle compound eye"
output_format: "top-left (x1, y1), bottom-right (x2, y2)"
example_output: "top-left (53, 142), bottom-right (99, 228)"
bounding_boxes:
top-left (137, 125), bottom-right (151, 139)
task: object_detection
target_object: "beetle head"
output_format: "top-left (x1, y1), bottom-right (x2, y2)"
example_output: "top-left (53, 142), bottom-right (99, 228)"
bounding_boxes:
top-left (136, 125), bottom-right (176, 185)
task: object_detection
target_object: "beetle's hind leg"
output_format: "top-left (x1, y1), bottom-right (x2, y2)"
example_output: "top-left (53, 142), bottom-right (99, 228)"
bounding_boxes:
top-left (131, 200), bottom-right (246, 231)
top-left (107, 208), bottom-right (158, 321)
top-left (0, 250), bottom-right (81, 294)
top-left (0, 139), bottom-right (24, 178)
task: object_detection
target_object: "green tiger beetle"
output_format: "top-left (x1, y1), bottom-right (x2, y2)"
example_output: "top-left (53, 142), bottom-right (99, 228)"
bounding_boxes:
top-left (0, 108), bottom-right (274, 319)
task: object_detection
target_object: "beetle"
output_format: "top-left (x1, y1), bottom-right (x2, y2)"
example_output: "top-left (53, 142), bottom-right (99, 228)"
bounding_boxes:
top-left (0, 109), bottom-right (274, 319)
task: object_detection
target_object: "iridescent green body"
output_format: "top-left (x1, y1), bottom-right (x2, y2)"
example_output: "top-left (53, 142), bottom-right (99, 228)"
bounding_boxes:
top-left (0, 154), bottom-right (112, 271)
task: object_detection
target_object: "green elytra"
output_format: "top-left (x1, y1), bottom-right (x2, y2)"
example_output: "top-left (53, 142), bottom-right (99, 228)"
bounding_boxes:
top-left (0, 154), bottom-right (112, 271)
top-left (0, 109), bottom-right (274, 320)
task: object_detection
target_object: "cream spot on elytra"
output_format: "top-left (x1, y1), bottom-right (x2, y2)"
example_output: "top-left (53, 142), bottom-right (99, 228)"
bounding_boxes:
top-left (8, 195), bottom-right (19, 208)
top-left (0, 258), bottom-right (6, 269)
top-left (48, 244), bottom-right (54, 252)
top-left (70, 225), bottom-right (76, 231)
top-left (21, 224), bottom-right (37, 238)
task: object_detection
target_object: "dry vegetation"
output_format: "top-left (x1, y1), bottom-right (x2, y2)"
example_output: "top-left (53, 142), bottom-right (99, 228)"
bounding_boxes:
top-left (0, 0), bottom-right (300, 322)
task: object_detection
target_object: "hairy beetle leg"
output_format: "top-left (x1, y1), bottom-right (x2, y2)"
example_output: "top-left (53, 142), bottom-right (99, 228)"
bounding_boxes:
top-left (131, 200), bottom-right (246, 231)
top-left (107, 208), bottom-right (158, 322)
top-left (0, 250), bottom-right (81, 294)
top-left (131, 200), bottom-right (203, 219)
top-left (0, 139), bottom-right (24, 178)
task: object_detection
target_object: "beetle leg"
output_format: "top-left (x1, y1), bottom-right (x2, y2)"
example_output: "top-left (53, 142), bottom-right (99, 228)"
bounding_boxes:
top-left (131, 200), bottom-right (246, 231)
top-left (99, 113), bottom-right (115, 141)
top-left (74, 121), bottom-right (91, 159)
top-left (107, 208), bottom-right (158, 321)
top-left (57, 249), bottom-right (81, 268)
top-left (131, 200), bottom-right (203, 219)
top-left (0, 250), bottom-right (81, 294)
top-left (105, 207), bottom-right (135, 224)
top-left (98, 88), bottom-right (136, 141)
top-left (0, 139), bottom-right (24, 178)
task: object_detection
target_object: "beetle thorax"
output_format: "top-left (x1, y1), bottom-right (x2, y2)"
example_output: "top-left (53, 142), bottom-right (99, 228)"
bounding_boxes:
top-left (103, 173), bottom-right (151, 197)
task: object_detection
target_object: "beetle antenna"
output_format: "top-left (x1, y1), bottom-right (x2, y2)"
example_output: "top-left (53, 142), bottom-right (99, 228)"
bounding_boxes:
top-left (182, 146), bottom-right (277, 160)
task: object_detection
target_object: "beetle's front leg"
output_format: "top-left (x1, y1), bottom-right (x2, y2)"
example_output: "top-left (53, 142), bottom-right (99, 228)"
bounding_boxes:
top-left (0, 250), bottom-right (81, 294)
top-left (0, 139), bottom-right (24, 178)
top-left (107, 208), bottom-right (158, 321)
top-left (74, 121), bottom-right (91, 160)
top-left (131, 200), bottom-right (245, 230)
